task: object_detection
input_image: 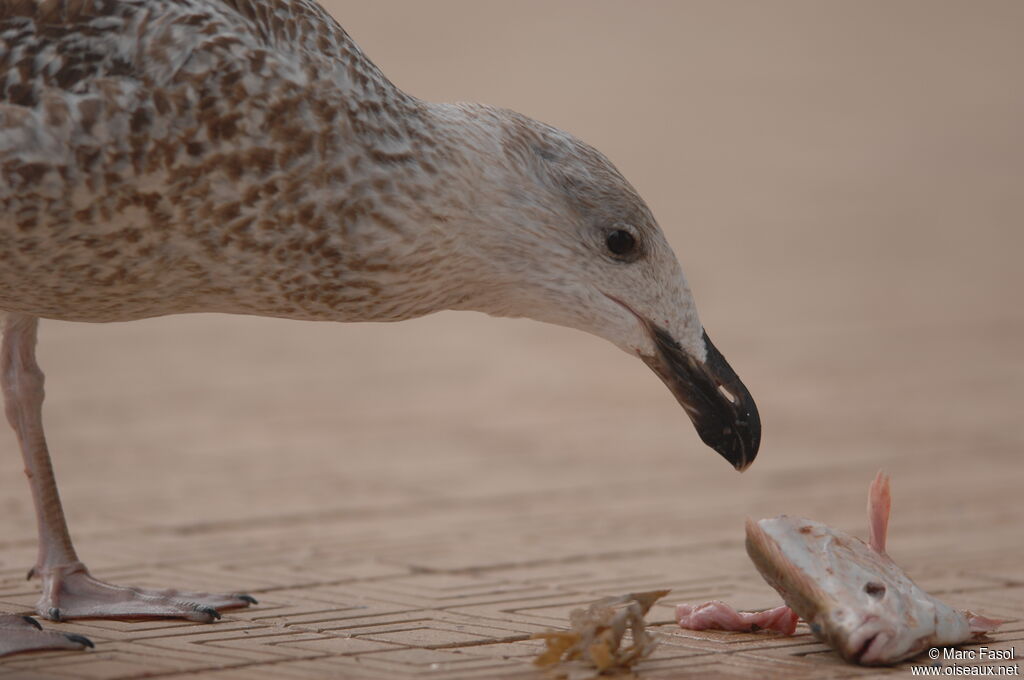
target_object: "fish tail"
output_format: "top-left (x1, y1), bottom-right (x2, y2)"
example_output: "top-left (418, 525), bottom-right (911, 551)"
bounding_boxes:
top-left (966, 611), bottom-right (1006, 633)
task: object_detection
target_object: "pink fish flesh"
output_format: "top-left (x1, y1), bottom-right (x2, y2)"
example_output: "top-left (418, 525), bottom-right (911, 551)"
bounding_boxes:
top-left (675, 601), bottom-right (798, 635)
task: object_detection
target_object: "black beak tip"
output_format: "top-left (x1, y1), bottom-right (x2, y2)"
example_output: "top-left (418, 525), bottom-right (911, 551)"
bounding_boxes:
top-left (698, 413), bottom-right (760, 472)
top-left (696, 401), bottom-right (761, 471)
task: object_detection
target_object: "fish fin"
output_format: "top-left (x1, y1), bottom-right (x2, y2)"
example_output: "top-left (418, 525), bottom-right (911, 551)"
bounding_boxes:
top-left (965, 611), bottom-right (1006, 633)
top-left (867, 469), bottom-right (891, 553)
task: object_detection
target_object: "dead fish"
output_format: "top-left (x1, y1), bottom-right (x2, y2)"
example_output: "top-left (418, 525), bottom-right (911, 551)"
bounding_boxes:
top-left (679, 472), bottom-right (1004, 665)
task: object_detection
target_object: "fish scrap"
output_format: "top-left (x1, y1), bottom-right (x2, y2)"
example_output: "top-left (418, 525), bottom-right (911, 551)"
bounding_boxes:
top-left (676, 472), bottom-right (1004, 665)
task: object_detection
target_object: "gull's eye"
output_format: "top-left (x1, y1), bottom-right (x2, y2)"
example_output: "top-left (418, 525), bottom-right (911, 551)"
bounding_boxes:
top-left (605, 229), bottom-right (636, 257)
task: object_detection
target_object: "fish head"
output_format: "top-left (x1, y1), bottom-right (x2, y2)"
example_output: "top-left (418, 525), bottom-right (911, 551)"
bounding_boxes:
top-left (817, 594), bottom-right (912, 665)
top-left (745, 516), bottom-right (965, 665)
top-left (454, 105), bottom-right (760, 470)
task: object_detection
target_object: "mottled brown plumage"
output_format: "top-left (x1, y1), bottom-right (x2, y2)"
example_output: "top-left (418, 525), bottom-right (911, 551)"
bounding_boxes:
top-left (0, 0), bottom-right (678, 333)
top-left (2, 0), bottom-right (469, 322)
top-left (0, 0), bottom-right (759, 655)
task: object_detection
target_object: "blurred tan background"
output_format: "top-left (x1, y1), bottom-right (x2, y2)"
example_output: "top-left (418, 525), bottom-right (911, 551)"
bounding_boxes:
top-left (1, 2), bottom-right (1022, 678)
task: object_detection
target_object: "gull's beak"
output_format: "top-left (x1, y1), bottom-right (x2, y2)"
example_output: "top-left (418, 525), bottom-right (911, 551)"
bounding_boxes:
top-left (641, 324), bottom-right (761, 471)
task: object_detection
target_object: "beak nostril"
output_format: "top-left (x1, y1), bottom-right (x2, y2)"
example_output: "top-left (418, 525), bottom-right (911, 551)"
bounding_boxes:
top-left (717, 384), bottom-right (737, 404)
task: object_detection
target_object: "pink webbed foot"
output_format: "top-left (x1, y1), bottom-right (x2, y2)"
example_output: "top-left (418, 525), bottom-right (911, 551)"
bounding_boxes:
top-left (35, 563), bottom-right (256, 622)
top-left (0, 613), bottom-right (93, 656)
top-left (676, 601), bottom-right (799, 635)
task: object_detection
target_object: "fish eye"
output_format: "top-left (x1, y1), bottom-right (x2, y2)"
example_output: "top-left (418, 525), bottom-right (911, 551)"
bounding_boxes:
top-left (605, 229), bottom-right (637, 258)
top-left (864, 582), bottom-right (886, 598)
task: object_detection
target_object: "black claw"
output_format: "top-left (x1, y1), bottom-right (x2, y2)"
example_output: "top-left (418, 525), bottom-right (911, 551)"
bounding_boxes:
top-left (196, 605), bottom-right (221, 620)
top-left (47, 607), bottom-right (62, 622)
top-left (22, 616), bottom-right (42, 630)
top-left (237, 594), bottom-right (258, 605)
top-left (65, 634), bottom-right (94, 649)
top-left (26, 567), bottom-right (35, 580)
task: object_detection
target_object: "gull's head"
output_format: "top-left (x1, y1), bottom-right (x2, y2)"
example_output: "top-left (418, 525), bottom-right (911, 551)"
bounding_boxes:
top-left (443, 106), bottom-right (760, 470)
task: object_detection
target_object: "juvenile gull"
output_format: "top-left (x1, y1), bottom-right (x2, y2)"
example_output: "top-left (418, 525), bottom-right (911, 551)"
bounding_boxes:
top-left (0, 0), bottom-right (760, 653)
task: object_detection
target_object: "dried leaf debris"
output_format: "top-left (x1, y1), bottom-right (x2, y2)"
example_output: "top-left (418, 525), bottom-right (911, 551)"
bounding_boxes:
top-left (533, 590), bottom-right (670, 677)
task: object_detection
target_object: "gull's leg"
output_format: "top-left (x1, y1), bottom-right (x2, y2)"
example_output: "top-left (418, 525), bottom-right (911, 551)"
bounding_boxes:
top-left (0, 614), bottom-right (92, 656)
top-left (2, 314), bottom-right (255, 625)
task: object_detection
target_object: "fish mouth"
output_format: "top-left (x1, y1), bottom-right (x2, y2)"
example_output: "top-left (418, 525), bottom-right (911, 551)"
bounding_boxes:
top-left (844, 623), bottom-right (891, 665)
top-left (852, 633), bottom-right (878, 664)
top-left (599, 290), bottom-right (760, 470)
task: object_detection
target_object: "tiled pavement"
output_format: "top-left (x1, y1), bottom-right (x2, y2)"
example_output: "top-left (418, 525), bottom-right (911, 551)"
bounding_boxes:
top-left (2, 2), bottom-right (1022, 679)
top-left (0, 306), bottom-right (1020, 680)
